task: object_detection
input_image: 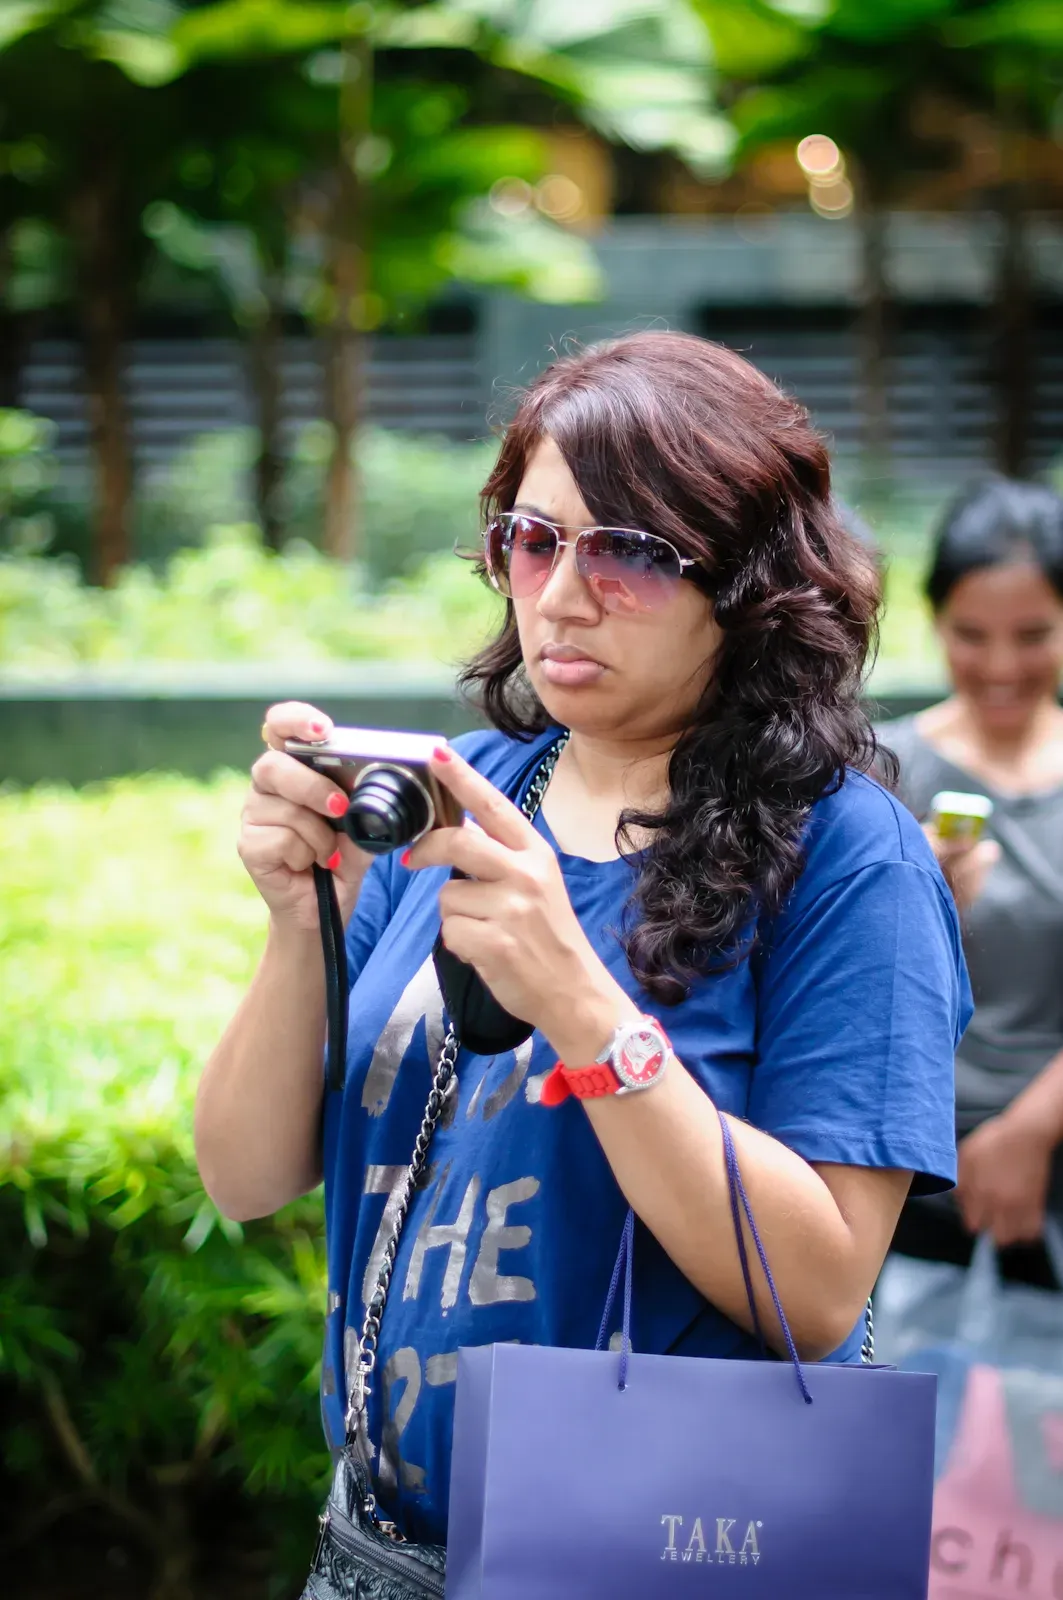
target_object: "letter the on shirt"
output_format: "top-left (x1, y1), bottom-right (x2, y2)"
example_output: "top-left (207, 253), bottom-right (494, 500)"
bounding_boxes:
top-left (469, 1177), bottom-right (540, 1305)
top-left (403, 1170), bottom-right (481, 1310)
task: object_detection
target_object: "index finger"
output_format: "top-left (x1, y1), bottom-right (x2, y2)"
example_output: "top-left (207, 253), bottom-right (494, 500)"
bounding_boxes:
top-left (429, 746), bottom-right (537, 849)
top-left (261, 701), bottom-right (333, 751)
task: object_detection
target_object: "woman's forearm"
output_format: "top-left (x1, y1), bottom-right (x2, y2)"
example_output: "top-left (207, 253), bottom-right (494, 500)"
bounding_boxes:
top-left (547, 985), bottom-right (906, 1362)
top-left (586, 1068), bottom-right (899, 1360)
top-left (194, 920), bottom-right (330, 1221)
top-left (1001, 1045), bottom-right (1063, 1146)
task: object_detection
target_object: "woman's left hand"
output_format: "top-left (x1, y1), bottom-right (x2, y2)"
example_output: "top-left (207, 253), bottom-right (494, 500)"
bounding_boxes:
top-left (955, 1109), bottom-right (1054, 1247)
top-left (404, 746), bottom-right (627, 1054)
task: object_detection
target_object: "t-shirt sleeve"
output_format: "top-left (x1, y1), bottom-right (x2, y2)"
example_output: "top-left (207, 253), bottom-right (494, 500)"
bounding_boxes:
top-left (747, 859), bottom-right (966, 1195)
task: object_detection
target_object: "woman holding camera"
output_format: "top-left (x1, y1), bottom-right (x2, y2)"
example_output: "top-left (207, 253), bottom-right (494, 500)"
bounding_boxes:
top-left (197, 332), bottom-right (968, 1555)
top-left (883, 478), bottom-right (1063, 1282)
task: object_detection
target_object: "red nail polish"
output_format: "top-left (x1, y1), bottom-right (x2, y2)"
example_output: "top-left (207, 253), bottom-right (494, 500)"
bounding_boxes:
top-left (400, 849), bottom-right (412, 868)
top-left (327, 849), bottom-right (342, 872)
top-left (434, 745), bottom-right (452, 763)
top-left (310, 720), bottom-right (326, 736)
top-left (327, 792), bottom-right (348, 817)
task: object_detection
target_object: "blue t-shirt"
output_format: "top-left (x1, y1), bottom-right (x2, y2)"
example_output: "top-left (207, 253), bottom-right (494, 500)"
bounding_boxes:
top-left (320, 726), bottom-right (969, 1544)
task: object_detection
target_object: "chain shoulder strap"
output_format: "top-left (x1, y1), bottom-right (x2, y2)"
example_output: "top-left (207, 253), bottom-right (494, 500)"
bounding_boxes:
top-left (860, 1294), bottom-right (875, 1364)
top-left (344, 732), bottom-right (569, 1467)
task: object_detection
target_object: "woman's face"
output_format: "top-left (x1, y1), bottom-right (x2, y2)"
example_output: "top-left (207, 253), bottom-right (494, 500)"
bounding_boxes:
top-left (510, 436), bottom-right (720, 745)
top-left (936, 560), bottom-right (1063, 736)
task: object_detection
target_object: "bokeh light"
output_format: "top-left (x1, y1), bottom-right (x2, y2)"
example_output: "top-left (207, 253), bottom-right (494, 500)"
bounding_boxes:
top-left (808, 176), bottom-right (855, 218)
top-left (489, 177), bottom-right (533, 217)
top-left (796, 134), bottom-right (843, 178)
top-left (535, 173), bottom-right (585, 222)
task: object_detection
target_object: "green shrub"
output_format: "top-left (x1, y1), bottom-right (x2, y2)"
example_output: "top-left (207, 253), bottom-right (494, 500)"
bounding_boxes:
top-left (133, 423), bottom-right (498, 582)
top-left (0, 409), bottom-right (59, 555)
top-left (2, 421), bottom-right (498, 584)
top-left (0, 527), bottom-right (503, 674)
top-left (0, 774), bottom-right (331, 1598)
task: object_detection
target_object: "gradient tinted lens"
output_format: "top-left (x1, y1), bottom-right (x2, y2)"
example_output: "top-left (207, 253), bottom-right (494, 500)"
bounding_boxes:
top-left (484, 515), bottom-right (685, 611)
top-left (576, 529), bottom-right (682, 613)
top-left (485, 515), bottom-right (559, 598)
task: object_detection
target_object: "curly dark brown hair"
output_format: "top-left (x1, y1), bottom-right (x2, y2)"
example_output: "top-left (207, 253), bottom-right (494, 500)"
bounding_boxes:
top-left (459, 331), bottom-right (889, 1004)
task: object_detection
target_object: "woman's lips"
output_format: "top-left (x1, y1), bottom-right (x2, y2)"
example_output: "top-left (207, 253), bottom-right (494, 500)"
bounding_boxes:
top-left (539, 646), bottom-right (606, 688)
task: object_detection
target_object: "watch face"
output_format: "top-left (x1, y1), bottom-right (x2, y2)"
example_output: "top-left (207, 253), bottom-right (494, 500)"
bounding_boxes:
top-left (615, 1023), bottom-right (668, 1090)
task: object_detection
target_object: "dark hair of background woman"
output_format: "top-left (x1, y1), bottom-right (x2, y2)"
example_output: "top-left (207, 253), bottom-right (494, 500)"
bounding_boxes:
top-left (925, 476), bottom-right (1063, 613)
top-left (459, 331), bottom-right (885, 1004)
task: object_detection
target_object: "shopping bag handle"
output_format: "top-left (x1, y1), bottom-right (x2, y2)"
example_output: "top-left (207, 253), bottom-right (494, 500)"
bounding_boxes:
top-left (596, 1109), bottom-right (812, 1403)
top-left (958, 1219), bottom-right (1063, 1349)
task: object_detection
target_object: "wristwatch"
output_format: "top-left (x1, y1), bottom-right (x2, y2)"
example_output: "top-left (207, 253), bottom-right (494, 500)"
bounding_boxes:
top-left (541, 1015), bottom-right (671, 1106)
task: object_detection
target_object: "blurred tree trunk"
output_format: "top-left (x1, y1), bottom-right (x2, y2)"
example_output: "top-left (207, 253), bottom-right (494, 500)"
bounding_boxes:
top-left (992, 97), bottom-right (1033, 477)
top-left (72, 168), bottom-right (134, 585)
top-left (0, 230), bottom-right (31, 409)
top-left (249, 284), bottom-right (285, 550)
top-left (854, 176), bottom-right (891, 469)
top-left (323, 34), bottom-right (372, 562)
top-left (993, 193), bottom-right (1031, 477)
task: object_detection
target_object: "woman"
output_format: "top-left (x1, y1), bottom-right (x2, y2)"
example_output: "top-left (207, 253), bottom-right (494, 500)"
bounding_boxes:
top-left (884, 477), bottom-right (1063, 1283)
top-left (196, 332), bottom-right (967, 1551)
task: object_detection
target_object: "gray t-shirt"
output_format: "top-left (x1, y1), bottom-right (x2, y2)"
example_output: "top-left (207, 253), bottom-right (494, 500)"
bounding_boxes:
top-left (880, 715), bottom-right (1063, 1133)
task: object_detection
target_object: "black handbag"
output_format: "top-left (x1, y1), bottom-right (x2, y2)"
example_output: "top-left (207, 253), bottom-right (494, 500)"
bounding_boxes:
top-left (301, 735), bottom-right (567, 1599)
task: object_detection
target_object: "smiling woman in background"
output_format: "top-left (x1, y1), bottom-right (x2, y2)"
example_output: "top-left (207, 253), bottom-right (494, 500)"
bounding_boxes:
top-left (884, 478), bottom-right (1063, 1282)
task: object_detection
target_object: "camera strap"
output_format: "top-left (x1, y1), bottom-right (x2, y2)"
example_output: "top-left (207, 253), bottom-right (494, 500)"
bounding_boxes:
top-left (313, 862), bottom-right (350, 1094)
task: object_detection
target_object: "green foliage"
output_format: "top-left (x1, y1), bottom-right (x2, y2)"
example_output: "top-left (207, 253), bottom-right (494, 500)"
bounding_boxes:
top-left (0, 419), bottom-right (499, 579)
top-left (0, 408), bottom-right (57, 532)
top-left (0, 526), bottom-right (502, 673)
top-left (695, 0), bottom-right (1063, 181)
top-left (0, 772), bottom-right (329, 1592)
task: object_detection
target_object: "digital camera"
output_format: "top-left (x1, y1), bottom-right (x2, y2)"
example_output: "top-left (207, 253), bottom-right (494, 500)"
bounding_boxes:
top-left (284, 727), bottom-right (463, 855)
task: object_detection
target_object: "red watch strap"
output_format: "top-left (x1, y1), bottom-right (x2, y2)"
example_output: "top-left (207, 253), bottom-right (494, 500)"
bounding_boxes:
top-left (541, 1060), bottom-right (619, 1107)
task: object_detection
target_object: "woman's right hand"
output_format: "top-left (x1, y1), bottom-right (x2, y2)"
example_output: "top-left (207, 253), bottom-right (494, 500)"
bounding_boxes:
top-left (923, 824), bottom-right (1001, 917)
top-left (239, 702), bottom-right (372, 933)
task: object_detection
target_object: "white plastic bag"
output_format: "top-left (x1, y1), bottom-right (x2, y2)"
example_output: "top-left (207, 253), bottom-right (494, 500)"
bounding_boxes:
top-left (875, 1224), bottom-right (1063, 1599)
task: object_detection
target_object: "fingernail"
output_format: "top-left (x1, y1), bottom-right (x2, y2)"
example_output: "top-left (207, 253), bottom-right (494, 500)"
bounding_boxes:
top-left (310, 720), bottom-right (327, 736)
top-left (327, 792), bottom-right (348, 817)
top-left (400, 849), bottom-right (412, 868)
top-left (433, 745), bottom-right (452, 763)
top-left (327, 849), bottom-right (342, 872)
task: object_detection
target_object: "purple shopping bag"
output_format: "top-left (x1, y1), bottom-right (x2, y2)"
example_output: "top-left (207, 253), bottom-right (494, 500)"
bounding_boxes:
top-left (446, 1116), bottom-right (938, 1600)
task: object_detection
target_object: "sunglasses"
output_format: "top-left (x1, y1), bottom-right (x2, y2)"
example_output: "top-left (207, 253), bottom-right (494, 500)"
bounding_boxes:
top-left (483, 512), bottom-right (705, 614)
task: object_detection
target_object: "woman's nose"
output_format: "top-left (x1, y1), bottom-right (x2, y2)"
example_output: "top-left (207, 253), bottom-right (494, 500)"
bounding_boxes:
top-left (537, 541), bottom-right (599, 619)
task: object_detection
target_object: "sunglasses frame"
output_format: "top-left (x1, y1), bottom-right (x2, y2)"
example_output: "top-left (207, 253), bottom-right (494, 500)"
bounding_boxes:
top-left (481, 511), bottom-right (703, 604)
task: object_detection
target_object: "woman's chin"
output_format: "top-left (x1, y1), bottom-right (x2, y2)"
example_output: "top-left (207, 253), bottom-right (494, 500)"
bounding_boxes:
top-left (531, 672), bottom-right (617, 731)
top-left (965, 689), bottom-right (1045, 733)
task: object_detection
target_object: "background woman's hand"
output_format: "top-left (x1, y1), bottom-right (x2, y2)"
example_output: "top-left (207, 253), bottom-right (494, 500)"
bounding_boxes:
top-left (239, 702), bottom-right (371, 932)
top-left (955, 1109), bottom-right (1053, 1247)
top-left (923, 823), bottom-right (1000, 917)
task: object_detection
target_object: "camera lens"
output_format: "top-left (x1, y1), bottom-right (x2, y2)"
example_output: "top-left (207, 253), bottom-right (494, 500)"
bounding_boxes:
top-left (342, 765), bottom-right (432, 855)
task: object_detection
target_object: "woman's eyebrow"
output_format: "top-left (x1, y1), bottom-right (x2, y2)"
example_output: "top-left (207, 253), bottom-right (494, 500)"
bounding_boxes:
top-left (510, 502), bottom-right (553, 520)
